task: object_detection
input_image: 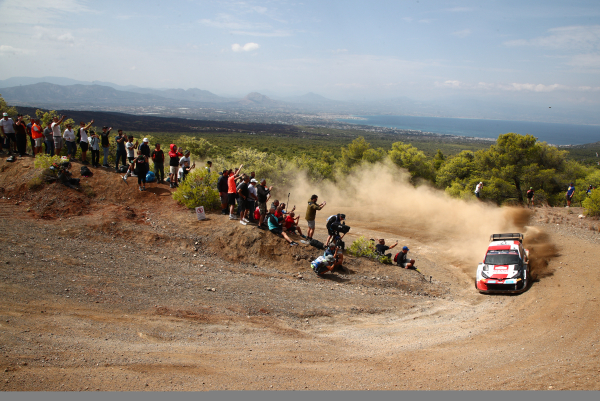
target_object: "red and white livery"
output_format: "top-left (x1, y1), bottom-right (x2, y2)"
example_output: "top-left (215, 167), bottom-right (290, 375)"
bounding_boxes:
top-left (475, 233), bottom-right (530, 294)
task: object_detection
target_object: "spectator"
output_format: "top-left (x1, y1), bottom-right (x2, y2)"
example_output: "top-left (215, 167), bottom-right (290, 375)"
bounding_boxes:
top-left (51, 115), bottom-right (67, 156)
top-left (31, 119), bottom-right (44, 156)
top-left (89, 130), bottom-right (100, 167)
top-left (139, 138), bottom-right (150, 158)
top-left (227, 164), bottom-right (243, 219)
top-left (311, 255), bottom-right (335, 276)
top-left (526, 187), bottom-right (535, 207)
top-left (324, 243), bottom-right (344, 269)
top-left (283, 211), bottom-right (305, 238)
top-left (396, 246), bottom-right (415, 269)
top-left (43, 122), bottom-right (54, 156)
top-left (256, 179), bottom-right (272, 229)
top-left (115, 130), bottom-right (127, 171)
top-left (0, 112), bottom-right (17, 155)
top-left (63, 123), bottom-right (77, 161)
top-left (375, 239), bottom-right (398, 259)
top-left (125, 150), bottom-right (149, 191)
top-left (100, 126), bottom-right (112, 167)
top-left (178, 160), bottom-right (194, 182)
top-left (168, 144), bottom-right (183, 188)
top-left (151, 143), bottom-right (165, 183)
top-left (587, 184), bottom-right (594, 196)
top-left (566, 183), bottom-right (575, 207)
top-left (14, 114), bottom-right (28, 157)
top-left (305, 194), bottom-right (326, 241)
top-left (237, 175), bottom-right (251, 225)
top-left (206, 161), bottom-right (212, 173)
top-left (325, 213), bottom-right (345, 247)
top-left (248, 178), bottom-right (259, 222)
top-left (126, 135), bottom-right (138, 164)
top-left (475, 182), bottom-right (483, 198)
top-left (78, 119), bottom-right (94, 164)
top-left (267, 207), bottom-right (298, 246)
top-left (25, 118), bottom-right (33, 154)
top-left (217, 169), bottom-right (229, 215)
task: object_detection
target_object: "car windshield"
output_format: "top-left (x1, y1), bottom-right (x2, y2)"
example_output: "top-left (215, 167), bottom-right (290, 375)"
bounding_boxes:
top-left (484, 250), bottom-right (520, 266)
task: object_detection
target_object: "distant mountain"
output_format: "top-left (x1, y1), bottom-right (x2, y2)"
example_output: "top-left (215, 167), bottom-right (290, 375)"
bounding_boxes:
top-left (239, 92), bottom-right (279, 106)
top-left (0, 76), bottom-right (91, 88)
top-left (0, 82), bottom-right (211, 108)
top-left (127, 87), bottom-right (232, 103)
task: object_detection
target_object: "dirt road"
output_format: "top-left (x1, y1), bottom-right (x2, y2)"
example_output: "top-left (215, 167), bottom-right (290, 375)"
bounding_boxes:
top-left (0, 158), bottom-right (599, 391)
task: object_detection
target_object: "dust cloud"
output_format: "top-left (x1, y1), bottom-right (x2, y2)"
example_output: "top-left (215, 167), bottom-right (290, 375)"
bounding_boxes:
top-left (282, 161), bottom-right (553, 274)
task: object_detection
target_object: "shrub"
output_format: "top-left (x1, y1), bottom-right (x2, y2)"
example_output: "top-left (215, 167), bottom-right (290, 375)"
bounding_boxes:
top-left (347, 236), bottom-right (392, 264)
top-left (583, 189), bottom-right (600, 217)
top-left (172, 167), bottom-right (221, 210)
top-left (33, 154), bottom-right (64, 170)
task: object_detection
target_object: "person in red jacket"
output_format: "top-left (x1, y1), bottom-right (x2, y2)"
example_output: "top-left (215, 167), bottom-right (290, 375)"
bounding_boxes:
top-left (168, 144), bottom-right (183, 188)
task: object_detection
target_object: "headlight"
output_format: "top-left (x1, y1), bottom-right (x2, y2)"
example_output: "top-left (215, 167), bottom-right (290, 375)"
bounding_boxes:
top-left (509, 270), bottom-right (522, 279)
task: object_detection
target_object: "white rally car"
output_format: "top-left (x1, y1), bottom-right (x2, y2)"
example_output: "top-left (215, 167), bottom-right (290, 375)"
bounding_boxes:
top-left (475, 233), bottom-right (530, 294)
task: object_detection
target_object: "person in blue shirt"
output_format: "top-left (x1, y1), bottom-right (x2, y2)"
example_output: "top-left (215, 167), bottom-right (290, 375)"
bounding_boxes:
top-left (323, 244), bottom-right (343, 270)
top-left (566, 183), bottom-right (575, 207)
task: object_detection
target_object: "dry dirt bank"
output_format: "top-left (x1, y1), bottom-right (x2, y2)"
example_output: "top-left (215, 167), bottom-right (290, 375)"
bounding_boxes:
top-left (0, 156), bottom-right (599, 391)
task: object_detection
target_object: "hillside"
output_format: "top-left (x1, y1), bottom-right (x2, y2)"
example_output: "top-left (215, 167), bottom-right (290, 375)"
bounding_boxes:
top-left (0, 154), bottom-right (599, 390)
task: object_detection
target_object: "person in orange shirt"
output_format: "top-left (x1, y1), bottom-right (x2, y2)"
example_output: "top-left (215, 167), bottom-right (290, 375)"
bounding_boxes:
top-left (30, 118), bottom-right (44, 156)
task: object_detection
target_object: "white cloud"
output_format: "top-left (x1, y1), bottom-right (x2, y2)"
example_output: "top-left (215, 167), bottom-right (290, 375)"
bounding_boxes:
top-left (57, 33), bottom-right (75, 44)
top-left (504, 25), bottom-right (600, 50)
top-left (0, 45), bottom-right (27, 54)
top-left (232, 43), bottom-right (260, 52)
top-left (452, 29), bottom-right (471, 38)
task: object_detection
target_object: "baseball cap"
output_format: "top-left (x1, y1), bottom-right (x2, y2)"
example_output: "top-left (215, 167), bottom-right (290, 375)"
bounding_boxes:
top-left (250, 178), bottom-right (258, 183)
top-left (402, 246), bottom-right (409, 251)
top-left (3, 112), bottom-right (8, 117)
top-left (143, 138), bottom-right (149, 143)
top-left (325, 255), bottom-right (335, 263)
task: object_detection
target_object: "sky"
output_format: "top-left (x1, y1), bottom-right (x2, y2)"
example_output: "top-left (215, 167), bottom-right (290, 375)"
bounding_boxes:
top-left (1, 0), bottom-right (600, 112)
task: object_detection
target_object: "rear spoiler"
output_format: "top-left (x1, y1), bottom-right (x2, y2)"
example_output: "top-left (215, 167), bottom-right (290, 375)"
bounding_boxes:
top-left (490, 233), bottom-right (523, 243)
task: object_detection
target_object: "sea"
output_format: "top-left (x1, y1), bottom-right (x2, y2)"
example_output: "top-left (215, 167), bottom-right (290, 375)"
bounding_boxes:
top-left (335, 115), bottom-right (600, 146)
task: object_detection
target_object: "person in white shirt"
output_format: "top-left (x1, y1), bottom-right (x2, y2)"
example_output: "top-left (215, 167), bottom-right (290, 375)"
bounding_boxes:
top-left (1, 112), bottom-right (16, 154)
top-left (63, 123), bottom-right (77, 160)
top-left (78, 119), bottom-right (94, 164)
top-left (51, 115), bottom-right (67, 155)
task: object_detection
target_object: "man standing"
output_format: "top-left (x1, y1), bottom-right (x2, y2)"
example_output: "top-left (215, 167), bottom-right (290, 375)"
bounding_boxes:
top-left (237, 175), bottom-right (251, 225)
top-left (566, 183), bottom-right (575, 207)
top-left (1, 112), bottom-right (17, 155)
top-left (139, 138), bottom-right (150, 158)
top-left (43, 121), bottom-right (54, 155)
top-left (256, 179), bottom-right (272, 228)
top-left (475, 182), bottom-right (483, 198)
top-left (14, 114), bottom-right (28, 156)
top-left (151, 143), bottom-right (165, 183)
top-left (51, 115), bottom-right (67, 156)
top-left (31, 119), bottom-right (44, 156)
top-left (217, 169), bottom-right (229, 214)
top-left (227, 164), bottom-right (243, 220)
top-left (100, 126), bottom-right (112, 167)
top-left (78, 119), bottom-right (94, 164)
top-left (305, 194), bottom-right (326, 241)
top-left (526, 187), bottom-right (535, 207)
top-left (115, 130), bottom-right (127, 171)
top-left (248, 178), bottom-right (259, 222)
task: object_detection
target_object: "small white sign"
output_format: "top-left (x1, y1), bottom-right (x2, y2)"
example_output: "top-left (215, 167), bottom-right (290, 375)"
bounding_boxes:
top-left (195, 206), bottom-right (206, 221)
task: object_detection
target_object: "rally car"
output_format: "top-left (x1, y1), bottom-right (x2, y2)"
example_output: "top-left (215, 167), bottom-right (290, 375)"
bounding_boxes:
top-left (475, 233), bottom-right (530, 294)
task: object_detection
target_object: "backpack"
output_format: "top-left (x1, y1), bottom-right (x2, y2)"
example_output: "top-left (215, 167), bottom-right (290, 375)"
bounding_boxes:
top-left (254, 206), bottom-right (260, 221)
top-left (80, 166), bottom-right (93, 177)
top-left (146, 171), bottom-right (156, 182)
top-left (118, 165), bottom-right (128, 173)
top-left (310, 239), bottom-right (325, 250)
top-left (393, 252), bottom-right (400, 263)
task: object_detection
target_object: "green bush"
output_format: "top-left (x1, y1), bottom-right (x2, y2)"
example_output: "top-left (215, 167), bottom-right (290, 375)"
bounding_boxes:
top-left (172, 167), bottom-right (221, 210)
top-left (348, 236), bottom-right (392, 264)
top-left (583, 189), bottom-right (600, 217)
top-left (33, 154), bottom-right (65, 170)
